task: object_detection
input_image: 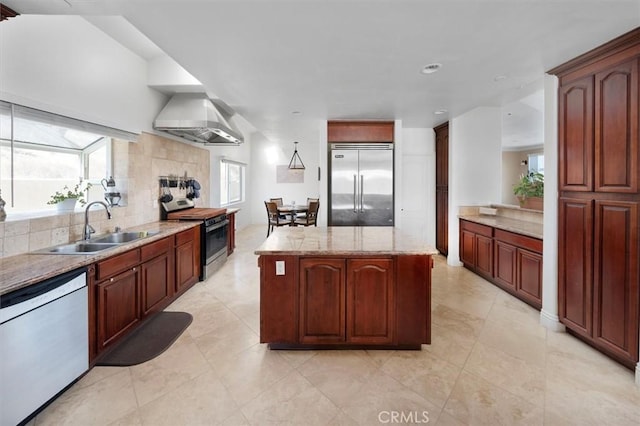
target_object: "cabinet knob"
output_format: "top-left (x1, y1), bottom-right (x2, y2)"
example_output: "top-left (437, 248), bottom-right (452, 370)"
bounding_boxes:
top-left (110, 278), bottom-right (114, 282)
top-left (132, 267), bottom-right (137, 272)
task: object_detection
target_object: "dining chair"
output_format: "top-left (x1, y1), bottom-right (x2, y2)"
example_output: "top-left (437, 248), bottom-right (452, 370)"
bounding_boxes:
top-left (294, 200), bottom-right (319, 227)
top-left (265, 201), bottom-right (290, 236)
top-left (269, 197), bottom-right (290, 220)
top-left (295, 197), bottom-right (319, 218)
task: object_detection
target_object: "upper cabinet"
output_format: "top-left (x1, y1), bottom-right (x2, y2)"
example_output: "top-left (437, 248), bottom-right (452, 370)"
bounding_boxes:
top-left (553, 30), bottom-right (640, 194)
top-left (327, 121), bottom-right (394, 143)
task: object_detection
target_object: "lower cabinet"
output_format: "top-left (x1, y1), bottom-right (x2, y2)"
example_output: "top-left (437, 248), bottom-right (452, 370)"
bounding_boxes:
top-left (175, 227), bottom-right (201, 294)
top-left (260, 254), bottom-right (430, 348)
top-left (140, 237), bottom-right (173, 316)
top-left (460, 220), bottom-right (494, 280)
top-left (460, 219), bottom-right (542, 309)
top-left (493, 229), bottom-right (542, 309)
top-left (90, 228), bottom-right (200, 364)
top-left (298, 258), bottom-right (395, 345)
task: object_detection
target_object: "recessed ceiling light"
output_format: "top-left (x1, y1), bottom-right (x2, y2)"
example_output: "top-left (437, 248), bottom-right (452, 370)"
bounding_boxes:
top-left (494, 75), bottom-right (507, 82)
top-left (291, 111), bottom-right (301, 115)
top-left (434, 109), bottom-right (448, 115)
top-left (421, 63), bottom-right (442, 74)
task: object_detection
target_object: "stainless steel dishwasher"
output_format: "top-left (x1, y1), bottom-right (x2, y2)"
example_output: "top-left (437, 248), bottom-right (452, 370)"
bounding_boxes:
top-left (0, 268), bottom-right (89, 426)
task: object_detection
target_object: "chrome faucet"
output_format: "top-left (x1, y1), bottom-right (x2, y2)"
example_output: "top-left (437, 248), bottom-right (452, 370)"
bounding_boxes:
top-left (83, 201), bottom-right (112, 240)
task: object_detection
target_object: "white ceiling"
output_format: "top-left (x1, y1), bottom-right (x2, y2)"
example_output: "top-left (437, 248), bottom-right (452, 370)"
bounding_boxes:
top-left (3, 0), bottom-right (640, 147)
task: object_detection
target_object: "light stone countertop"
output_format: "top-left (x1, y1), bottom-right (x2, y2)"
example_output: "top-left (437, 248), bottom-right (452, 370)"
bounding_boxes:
top-left (0, 221), bottom-right (201, 296)
top-left (254, 226), bottom-right (438, 256)
top-left (459, 215), bottom-right (543, 239)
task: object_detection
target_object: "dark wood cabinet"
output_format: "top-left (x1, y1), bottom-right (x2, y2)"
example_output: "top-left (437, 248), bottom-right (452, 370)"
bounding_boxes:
top-left (594, 58), bottom-right (638, 193)
top-left (299, 258), bottom-right (394, 344)
top-left (460, 220), bottom-right (542, 309)
top-left (95, 251), bottom-right (141, 353)
top-left (140, 237), bottom-right (173, 317)
top-left (90, 227), bottom-right (201, 364)
top-left (259, 254), bottom-right (430, 348)
top-left (227, 211), bottom-right (236, 255)
top-left (552, 28), bottom-right (640, 368)
top-left (346, 258), bottom-right (395, 344)
top-left (299, 258), bottom-right (346, 343)
top-left (459, 220), bottom-right (493, 280)
top-left (175, 227), bottom-right (200, 294)
top-left (435, 122), bottom-right (449, 256)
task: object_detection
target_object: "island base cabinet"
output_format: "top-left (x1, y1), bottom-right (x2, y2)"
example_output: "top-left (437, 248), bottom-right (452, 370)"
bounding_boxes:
top-left (259, 254), bottom-right (430, 348)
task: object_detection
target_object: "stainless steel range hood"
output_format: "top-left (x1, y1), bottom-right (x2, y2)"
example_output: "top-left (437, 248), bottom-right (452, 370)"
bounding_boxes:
top-left (153, 93), bottom-right (244, 145)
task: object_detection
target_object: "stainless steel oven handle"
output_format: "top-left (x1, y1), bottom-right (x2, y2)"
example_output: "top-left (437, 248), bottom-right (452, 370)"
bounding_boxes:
top-left (206, 219), bottom-right (229, 232)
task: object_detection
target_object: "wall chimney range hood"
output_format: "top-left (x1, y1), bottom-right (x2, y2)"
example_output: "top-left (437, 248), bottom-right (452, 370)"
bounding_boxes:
top-left (153, 93), bottom-right (244, 145)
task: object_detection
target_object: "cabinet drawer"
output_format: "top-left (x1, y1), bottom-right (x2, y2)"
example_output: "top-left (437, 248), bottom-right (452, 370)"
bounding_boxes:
top-left (176, 227), bottom-right (199, 246)
top-left (494, 229), bottom-right (542, 253)
top-left (141, 237), bottom-right (172, 261)
top-left (460, 220), bottom-right (493, 237)
top-left (96, 248), bottom-right (141, 281)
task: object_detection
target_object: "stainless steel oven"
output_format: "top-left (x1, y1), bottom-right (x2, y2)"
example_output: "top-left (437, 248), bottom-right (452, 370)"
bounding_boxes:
top-left (162, 198), bottom-right (230, 280)
top-left (202, 214), bottom-right (229, 279)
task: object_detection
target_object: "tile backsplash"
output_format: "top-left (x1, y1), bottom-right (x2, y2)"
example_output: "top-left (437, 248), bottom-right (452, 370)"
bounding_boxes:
top-left (0, 132), bottom-right (210, 258)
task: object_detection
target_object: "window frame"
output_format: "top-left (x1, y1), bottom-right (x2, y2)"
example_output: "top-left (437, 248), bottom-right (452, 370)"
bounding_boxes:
top-left (220, 158), bottom-right (246, 207)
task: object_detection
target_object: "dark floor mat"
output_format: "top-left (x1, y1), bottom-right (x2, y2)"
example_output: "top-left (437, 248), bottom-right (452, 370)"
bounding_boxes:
top-left (96, 311), bottom-right (193, 366)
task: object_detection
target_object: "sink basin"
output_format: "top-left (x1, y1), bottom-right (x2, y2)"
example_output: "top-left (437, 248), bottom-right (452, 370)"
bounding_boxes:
top-left (32, 231), bottom-right (160, 255)
top-left (91, 231), bottom-right (159, 244)
top-left (35, 242), bottom-right (121, 254)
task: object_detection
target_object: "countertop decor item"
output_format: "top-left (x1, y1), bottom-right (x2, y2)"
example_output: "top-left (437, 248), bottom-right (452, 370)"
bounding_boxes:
top-left (47, 181), bottom-right (92, 209)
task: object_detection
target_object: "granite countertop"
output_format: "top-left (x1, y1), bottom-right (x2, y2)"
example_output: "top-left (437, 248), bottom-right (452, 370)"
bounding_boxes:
top-left (254, 226), bottom-right (438, 256)
top-left (0, 221), bottom-right (201, 296)
top-left (459, 215), bottom-right (543, 239)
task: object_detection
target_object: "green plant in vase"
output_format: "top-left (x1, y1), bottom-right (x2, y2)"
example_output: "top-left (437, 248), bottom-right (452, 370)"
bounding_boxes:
top-left (513, 171), bottom-right (544, 208)
top-left (47, 182), bottom-right (92, 209)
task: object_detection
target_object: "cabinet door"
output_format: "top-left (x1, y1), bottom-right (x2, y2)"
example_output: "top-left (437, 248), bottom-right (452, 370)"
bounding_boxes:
top-left (96, 267), bottom-right (140, 351)
top-left (460, 229), bottom-right (475, 267)
top-left (559, 76), bottom-right (594, 191)
top-left (175, 227), bottom-right (200, 293)
top-left (594, 58), bottom-right (639, 193)
top-left (299, 258), bottom-right (345, 343)
top-left (436, 189), bottom-right (448, 256)
top-left (475, 234), bottom-right (493, 279)
top-left (346, 259), bottom-right (395, 344)
top-left (593, 200), bottom-right (639, 362)
top-left (494, 240), bottom-right (516, 291)
top-left (517, 249), bottom-right (543, 309)
top-left (141, 252), bottom-right (172, 317)
top-left (558, 197), bottom-right (593, 337)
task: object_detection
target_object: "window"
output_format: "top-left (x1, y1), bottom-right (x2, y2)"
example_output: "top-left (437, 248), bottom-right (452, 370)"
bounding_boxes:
top-left (220, 159), bottom-right (245, 206)
top-left (528, 153), bottom-right (544, 175)
top-left (0, 101), bottom-right (136, 213)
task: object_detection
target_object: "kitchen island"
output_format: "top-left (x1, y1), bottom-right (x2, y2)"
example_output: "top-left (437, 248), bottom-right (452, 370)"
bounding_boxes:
top-left (254, 226), bottom-right (437, 349)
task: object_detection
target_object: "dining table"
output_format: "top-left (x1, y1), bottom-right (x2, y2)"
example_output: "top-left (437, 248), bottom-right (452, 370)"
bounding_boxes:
top-left (277, 204), bottom-right (308, 225)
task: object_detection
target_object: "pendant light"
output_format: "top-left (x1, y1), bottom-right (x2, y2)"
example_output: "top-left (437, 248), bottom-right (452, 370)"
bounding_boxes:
top-left (288, 141), bottom-right (305, 170)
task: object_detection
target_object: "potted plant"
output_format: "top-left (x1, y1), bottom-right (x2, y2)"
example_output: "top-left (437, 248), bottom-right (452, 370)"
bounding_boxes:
top-left (513, 171), bottom-right (544, 210)
top-left (47, 182), bottom-right (92, 211)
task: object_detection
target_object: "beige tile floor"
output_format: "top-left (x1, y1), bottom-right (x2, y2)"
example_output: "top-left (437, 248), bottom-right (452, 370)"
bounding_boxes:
top-left (30, 225), bottom-right (640, 425)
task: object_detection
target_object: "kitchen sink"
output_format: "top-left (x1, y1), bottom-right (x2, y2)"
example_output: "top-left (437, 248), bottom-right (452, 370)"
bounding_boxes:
top-left (32, 230), bottom-right (160, 255)
top-left (91, 231), bottom-right (159, 244)
top-left (34, 242), bottom-right (121, 254)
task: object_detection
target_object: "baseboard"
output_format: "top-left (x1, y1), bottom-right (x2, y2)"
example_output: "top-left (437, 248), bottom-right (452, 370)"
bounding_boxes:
top-left (540, 309), bottom-right (566, 332)
top-left (636, 363), bottom-right (640, 387)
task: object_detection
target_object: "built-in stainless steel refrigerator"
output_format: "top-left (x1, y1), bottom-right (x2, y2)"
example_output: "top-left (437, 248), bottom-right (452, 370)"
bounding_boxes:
top-left (329, 143), bottom-right (394, 226)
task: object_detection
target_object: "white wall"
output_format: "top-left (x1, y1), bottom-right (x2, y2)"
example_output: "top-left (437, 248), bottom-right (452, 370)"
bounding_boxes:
top-left (397, 127), bottom-right (435, 246)
top-left (448, 107), bottom-right (502, 266)
top-left (0, 16), bottom-right (167, 134)
top-left (249, 131), bottom-right (322, 226)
